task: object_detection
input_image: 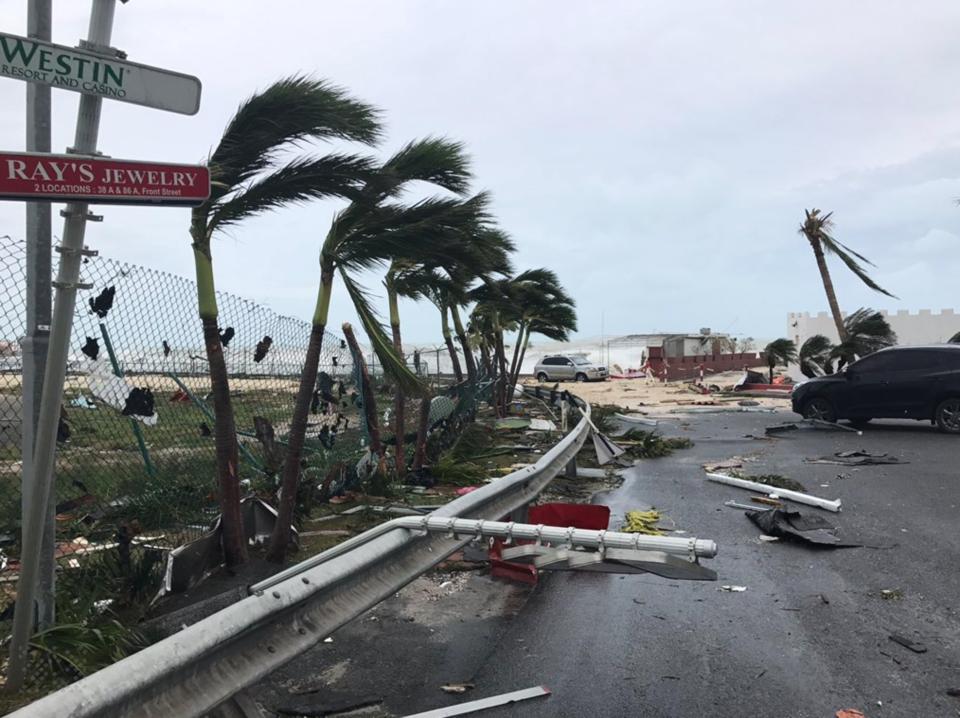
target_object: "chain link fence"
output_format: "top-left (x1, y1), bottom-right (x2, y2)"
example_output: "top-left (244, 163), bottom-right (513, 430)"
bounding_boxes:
top-left (0, 236), bottom-right (360, 696)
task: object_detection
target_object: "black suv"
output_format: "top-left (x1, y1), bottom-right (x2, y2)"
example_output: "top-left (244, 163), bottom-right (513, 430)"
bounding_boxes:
top-left (791, 345), bottom-right (960, 433)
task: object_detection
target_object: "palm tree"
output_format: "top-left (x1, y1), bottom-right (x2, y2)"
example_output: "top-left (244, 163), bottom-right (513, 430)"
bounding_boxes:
top-left (832, 308), bottom-right (897, 369)
top-left (799, 209), bottom-right (896, 346)
top-left (266, 140), bottom-right (489, 562)
top-left (763, 338), bottom-right (798, 384)
top-left (798, 334), bottom-right (834, 378)
top-left (191, 76), bottom-right (379, 566)
top-left (505, 270), bottom-right (577, 389)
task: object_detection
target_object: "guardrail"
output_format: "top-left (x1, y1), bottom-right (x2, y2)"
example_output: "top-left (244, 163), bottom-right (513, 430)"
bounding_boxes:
top-left (11, 392), bottom-right (598, 718)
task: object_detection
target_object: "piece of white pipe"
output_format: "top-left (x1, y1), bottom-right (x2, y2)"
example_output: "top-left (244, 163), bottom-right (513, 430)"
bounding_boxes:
top-left (706, 472), bottom-right (842, 512)
top-left (614, 412), bottom-right (659, 426)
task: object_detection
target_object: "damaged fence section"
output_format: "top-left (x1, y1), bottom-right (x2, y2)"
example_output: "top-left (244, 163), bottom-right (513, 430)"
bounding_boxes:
top-left (0, 236), bottom-right (355, 692)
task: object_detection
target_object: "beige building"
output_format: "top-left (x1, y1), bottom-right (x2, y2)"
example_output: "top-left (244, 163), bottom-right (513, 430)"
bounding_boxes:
top-left (788, 309), bottom-right (959, 348)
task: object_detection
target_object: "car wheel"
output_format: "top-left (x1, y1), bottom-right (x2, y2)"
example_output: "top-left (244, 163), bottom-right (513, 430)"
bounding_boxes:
top-left (575, 373), bottom-right (588, 383)
top-left (802, 397), bottom-right (836, 422)
top-left (934, 398), bottom-right (960, 434)
top-left (536, 372), bottom-right (549, 382)
top-left (848, 418), bottom-right (872, 429)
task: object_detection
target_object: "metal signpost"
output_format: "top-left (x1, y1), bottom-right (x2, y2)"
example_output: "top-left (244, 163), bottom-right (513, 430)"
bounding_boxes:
top-left (0, 151), bottom-right (210, 205)
top-left (3, 0), bottom-right (205, 690)
top-left (0, 30), bottom-right (202, 115)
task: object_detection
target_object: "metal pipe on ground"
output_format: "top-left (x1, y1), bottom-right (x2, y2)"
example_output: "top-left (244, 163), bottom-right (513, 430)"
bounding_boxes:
top-left (705, 472), bottom-right (842, 512)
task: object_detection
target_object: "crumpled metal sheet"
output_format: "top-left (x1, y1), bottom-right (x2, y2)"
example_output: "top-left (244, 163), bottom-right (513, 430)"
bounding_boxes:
top-left (747, 508), bottom-right (860, 548)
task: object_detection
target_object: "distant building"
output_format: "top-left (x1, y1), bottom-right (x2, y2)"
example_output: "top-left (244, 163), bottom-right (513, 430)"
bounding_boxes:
top-left (788, 309), bottom-right (959, 348)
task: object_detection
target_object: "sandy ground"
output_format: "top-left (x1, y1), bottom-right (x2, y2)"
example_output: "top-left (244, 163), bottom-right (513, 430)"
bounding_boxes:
top-left (523, 370), bottom-right (791, 416)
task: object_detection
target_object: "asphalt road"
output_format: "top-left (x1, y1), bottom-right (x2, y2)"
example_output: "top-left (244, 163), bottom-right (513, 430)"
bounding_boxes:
top-left (471, 411), bottom-right (960, 718)
top-left (256, 409), bottom-right (960, 717)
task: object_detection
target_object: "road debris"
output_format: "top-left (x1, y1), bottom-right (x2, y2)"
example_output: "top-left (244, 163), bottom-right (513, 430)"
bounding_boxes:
top-left (835, 710), bottom-right (866, 718)
top-left (702, 458), bottom-right (743, 472)
top-left (750, 496), bottom-right (784, 508)
top-left (766, 419), bottom-right (863, 436)
top-left (723, 500), bottom-right (764, 512)
top-left (889, 633), bottom-right (927, 654)
top-left (621, 510), bottom-right (665, 535)
top-left (720, 585), bottom-right (747, 592)
top-left (706, 472), bottom-right (842, 512)
top-left (806, 451), bottom-right (906, 466)
top-left (746, 508), bottom-right (861, 548)
top-left (614, 412), bottom-right (659, 427)
top-left (880, 589), bottom-right (903, 600)
top-left (441, 682), bottom-right (476, 694)
top-left (406, 686), bottom-right (551, 717)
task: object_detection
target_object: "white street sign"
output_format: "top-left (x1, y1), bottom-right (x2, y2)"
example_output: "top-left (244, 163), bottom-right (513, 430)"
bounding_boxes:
top-left (0, 32), bottom-right (201, 115)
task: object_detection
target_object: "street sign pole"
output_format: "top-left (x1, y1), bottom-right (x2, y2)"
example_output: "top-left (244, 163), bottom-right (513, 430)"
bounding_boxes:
top-left (21, 0), bottom-right (56, 635)
top-left (7, 0), bottom-right (117, 690)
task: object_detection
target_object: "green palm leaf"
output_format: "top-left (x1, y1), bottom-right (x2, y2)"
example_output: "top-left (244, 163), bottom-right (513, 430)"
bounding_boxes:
top-left (339, 269), bottom-right (428, 397)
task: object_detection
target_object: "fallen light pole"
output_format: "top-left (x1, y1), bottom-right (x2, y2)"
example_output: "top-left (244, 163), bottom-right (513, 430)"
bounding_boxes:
top-left (706, 472), bottom-right (842, 513)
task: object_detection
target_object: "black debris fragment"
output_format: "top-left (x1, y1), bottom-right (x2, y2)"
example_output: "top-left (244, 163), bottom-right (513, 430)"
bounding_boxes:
top-left (199, 422), bottom-right (211, 437)
top-left (253, 335), bottom-right (273, 363)
top-left (162, 340), bottom-right (172, 357)
top-left (889, 633), bottom-right (927, 654)
top-left (747, 508), bottom-right (861, 548)
top-left (88, 286), bottom-right (115, 318)
top-left (122, 388), bottom-right (155, 418)
top-left (806, 450), bottom-right (906, 467)
top-left (219, 327), bottom-right (235, 347)
top-left (340, 339), bottom-right (347, 350)
top-left (81, 336), bottom-right (100, 360)
top-left (331, 356), bottom-right (338, 367)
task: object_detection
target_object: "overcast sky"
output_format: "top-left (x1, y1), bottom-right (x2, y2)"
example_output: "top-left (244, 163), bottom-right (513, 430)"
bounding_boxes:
top-left (3, 1), bottom-right (960, 345)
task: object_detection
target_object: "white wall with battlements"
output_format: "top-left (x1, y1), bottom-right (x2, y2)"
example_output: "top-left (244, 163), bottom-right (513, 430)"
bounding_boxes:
top-left (787, 309), bottom-right (959, 348)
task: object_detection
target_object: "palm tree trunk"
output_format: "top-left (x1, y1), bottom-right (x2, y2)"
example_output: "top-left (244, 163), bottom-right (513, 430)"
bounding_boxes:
top-left (507, 322), bottom-right (526, 389)
top-left (494, 327), bottom-right (509, 416)
top-left (441, 306), bottom-right (463, 382)
top-left (811, 239), bottom-right (849, 343)
top-left (769, 362), bottom-right (775, 385)
top-left (193, 245), bottom-right (247, 567)
top-left (412, 394), bottom-right (431, 471)
top-left (511, 329), bottom-right (531, 388)
top-left (479, 340), bottom-right (493, 378)
top-left (267, 268), bottom-right (333, 563)
top-left (387, 287), bottom-right (406, 478)
top-left (450, 305), bottom-right (476, 382)
top-left (342, 322), bottom-right (384, 461)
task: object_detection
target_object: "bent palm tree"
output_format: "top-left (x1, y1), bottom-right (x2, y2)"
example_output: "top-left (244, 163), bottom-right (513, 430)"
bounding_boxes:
top-left (191, 76), bottom-right (379, 566)
top-left (267, 140), bottom-right (488, 562)
top-left (832, 308), bottom-right (897, 369)
top-left (763, 338), bottom-right (797, 384)
top-left (800, 209), bottom-right (896, 346)
top-left (798, 334), bottom-right (834, 378)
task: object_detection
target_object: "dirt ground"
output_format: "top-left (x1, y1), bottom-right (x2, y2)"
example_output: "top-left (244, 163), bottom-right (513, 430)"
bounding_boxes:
top-left (522, 370), bottom-right (791, 415)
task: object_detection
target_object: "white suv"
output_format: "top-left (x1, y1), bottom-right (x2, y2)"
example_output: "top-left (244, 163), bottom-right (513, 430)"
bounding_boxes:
top-left (533, 355), bottom-right (608, 382)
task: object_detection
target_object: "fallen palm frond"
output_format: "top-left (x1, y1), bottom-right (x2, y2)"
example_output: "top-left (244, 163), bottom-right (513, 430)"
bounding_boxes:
top-left (621, 510), bottom-right (664, 535)
top-left (730, 470), bottom-right (805, 493)
top-left (619, 429), bottom-right (694, 458)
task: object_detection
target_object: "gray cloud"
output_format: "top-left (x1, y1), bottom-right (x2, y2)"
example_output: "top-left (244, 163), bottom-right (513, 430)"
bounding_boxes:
top-left (2, 1), bottom-right (959, 344)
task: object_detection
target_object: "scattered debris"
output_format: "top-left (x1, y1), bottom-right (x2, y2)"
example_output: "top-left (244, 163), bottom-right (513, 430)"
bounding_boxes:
top-left (747, 508), bottom-right (861, 548)
top-left (253, 335), bottom-right (273, 363)
top-left (720, 585), bottom-right (747, 592)
top-left (528, 418), bottom-right (557, 431)
top-left (750, 496), bottom-right (784, 508)
top-left (618, 430), bottom-right (693, 459)
top-left (835, 710), bottom-right (866, 718)
top-left (621, 510), bottom-right (664, 536)
top-left (706, 472), bottom-right (842, 513)
top-left (731, 471), bottom-right (806, 493)
top-left (806, 451), bottom-right (906, 466)
top-left (889, 633), bottom-right (926, 654)
top-left (757, 535), bottom-right (779, 542)
top-left (945, 688), bottom-right (960, 698)
top-left (880, 589), bottom-right (903, 601)
top-left (218, 326), bottom-right (235, 347)
top-left (69, 394), bottom-right (96, 409)
top-left (495, 417), bottom-right (530, 430)
top-left (724, 500), bottom-right (763, 512)
top-left (162, 340), bottom-right (171, 357)
top-left (703, 458), bottom-right (743, 472)
top-left (198, 422), bottom-right (211, 437)
top-left (88, 285), bottom-right (115, 318)
top-left (766, 419), bottom-right (862, 436)
top-left (81, 336), bottom-right (100, 360)
top-left (441, 682), bottom-right (476, 694)
top-left (408, 686), bottom-right (551, 718)
top-left (122, 387), bottom-right (155, 418)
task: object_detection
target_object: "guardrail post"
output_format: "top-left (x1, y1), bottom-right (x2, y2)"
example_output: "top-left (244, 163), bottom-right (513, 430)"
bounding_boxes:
top-left (565, 456), bottom-right (577, 478)
top-left (209, 692), bottom-right (268, 718)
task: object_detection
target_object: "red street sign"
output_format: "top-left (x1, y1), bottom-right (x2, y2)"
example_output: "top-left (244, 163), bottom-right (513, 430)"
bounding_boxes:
top-left (0, 151), bottom-right (210, 206)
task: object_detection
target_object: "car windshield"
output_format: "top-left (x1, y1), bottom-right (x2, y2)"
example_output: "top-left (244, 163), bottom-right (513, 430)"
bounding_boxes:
top-left (572, 357), bottom-right (591, 365)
